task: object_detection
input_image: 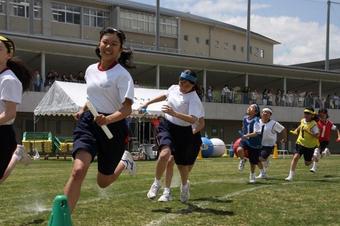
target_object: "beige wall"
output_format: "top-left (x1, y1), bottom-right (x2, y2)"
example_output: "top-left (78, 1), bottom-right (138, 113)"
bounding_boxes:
top-left (9, 16), bottom-right (29, 33)
top-left (0, 15), bottom-right (5, 29)
top-left (33, 20), bottom-right (42, 34)
top-left (51, 22), bottom-right (81, 39)
top-left (125, 31), bottom-right (177, 49)
top-left (180, 19), bottom-right (274, 64)
top-left (180, 20), bottom-right (210, 57)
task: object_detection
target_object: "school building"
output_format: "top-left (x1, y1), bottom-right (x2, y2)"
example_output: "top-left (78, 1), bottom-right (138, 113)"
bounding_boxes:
top-left (1, 0), bottom-right (340, 151)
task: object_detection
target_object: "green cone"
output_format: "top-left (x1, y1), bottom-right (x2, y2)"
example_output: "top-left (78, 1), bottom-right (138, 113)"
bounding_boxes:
top-left (48, 195), bottom-right (72, 226)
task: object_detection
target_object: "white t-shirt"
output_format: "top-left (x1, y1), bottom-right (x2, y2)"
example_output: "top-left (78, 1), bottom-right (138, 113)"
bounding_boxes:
top-left (0, 69), bottom-right (22, 125)
top-left (259, 119), bottom-right (285, 146)
top-left (85, 63), bottom-right (134, 114)
top-left (165, 85), bottom-right (204, 127)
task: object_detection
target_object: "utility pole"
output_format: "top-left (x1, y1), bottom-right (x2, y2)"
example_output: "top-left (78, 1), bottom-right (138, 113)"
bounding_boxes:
top-left (156, 0), bottom-right (160, 51)
top-left (325, 0), bottom-right (330, 71)
top-left (246, 0), bottom-right (251, 62)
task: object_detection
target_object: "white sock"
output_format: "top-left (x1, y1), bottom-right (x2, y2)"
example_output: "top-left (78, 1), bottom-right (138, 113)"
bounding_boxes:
top-left (312, 162), bottom-right (317, 169)
top-left (164, 187), bottom-right (171, 193)
top-left (260, 169), bottom-right (265, 174)
top-left (288, 170), bottom-right (295, 177)
top-left (154, 178), bottom-right (161, 185)
top-left (182, 183), bottom-right (188, 189)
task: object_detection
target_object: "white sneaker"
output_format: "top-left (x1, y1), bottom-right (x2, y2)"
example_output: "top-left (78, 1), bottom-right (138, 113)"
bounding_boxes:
top-left (180, 181), bottom-right (190, 203)
top-left (158, 190), bottom-right (173, 202)
top-left (147, 181), bottom-right (161, 199)
top-left (238, 159), bottom-right (246, 171)
top-left (322, 149), bottom-right (330, 157)
top-left (122, 151), bottom-right (136, 176)
top-left (15, 145), bottom-right (31, 165)
top-left (310, 167), bottom-right (317, 173)
top-left (249, 173), bottom-right (256, 183)
top-left (285, 175), bottom-right (293, 181)
top-left (256, 172), bottom-right (267, 179)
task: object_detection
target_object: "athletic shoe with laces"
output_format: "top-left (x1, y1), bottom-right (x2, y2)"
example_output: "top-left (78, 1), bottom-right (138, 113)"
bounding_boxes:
top-left (121, 151), bottom-right (136, 176)
top-left (249, 173), bottom-right (256, 183)
top-left (15, 145), bottom-right (31, 165)
top-left (180, 181), bottom-right (190, 203)
top-left (256, 172), bottom-right (267, 179)
top-left (147, 181), bottom-right (161, 199)
top-left (238, 159), bottom-right (246, 171)
top-left (158, 190), bottom-right (173, 202)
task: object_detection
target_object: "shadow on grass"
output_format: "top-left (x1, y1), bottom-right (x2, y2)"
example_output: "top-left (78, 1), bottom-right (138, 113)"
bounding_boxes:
top-left (19, 218), bottom-right (45, 226)
top-left (191, 196), bottom-right (233, 204)
top-left (152, 203), bottom-right (234, 216)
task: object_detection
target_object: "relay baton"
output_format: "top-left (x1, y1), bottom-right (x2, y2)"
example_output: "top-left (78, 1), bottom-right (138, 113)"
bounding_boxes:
top-left (86, 100), bottom-right (113, 139)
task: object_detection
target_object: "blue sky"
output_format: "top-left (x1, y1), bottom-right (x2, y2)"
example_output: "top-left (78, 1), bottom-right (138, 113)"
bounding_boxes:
top-left (132, 0), bottom-right (340, 65)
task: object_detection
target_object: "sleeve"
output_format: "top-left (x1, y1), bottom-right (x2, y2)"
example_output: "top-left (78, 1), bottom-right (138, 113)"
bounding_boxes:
top-left (0, 78), bottom-right (22, 104)
top-left (166, 85), bottom-right (176, 98)
top-left (273, 121), bottom-right (285, 133)
top-left (311, 124), bottom-right (319, 135)
top-left (118, 72), bottom-right (134, 104)
top-left (254, 121), bottom-right (262, 134)
top-left (188, 93), bottom-right (204, 118)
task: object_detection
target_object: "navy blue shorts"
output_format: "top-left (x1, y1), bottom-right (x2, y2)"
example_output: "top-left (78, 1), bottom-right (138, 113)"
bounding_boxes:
top-left (0, 125), bottom-right (17, 179)
top-left (294, 144), bottom-right (314, 162)
top-left (260, 146), bottom-right (274, 160)
top-left (157, 118), bottom-right (196, 165)
top-left (240, 142), bottom-right (260, 165)
top-left (72, 111), bottom-right (128, 175)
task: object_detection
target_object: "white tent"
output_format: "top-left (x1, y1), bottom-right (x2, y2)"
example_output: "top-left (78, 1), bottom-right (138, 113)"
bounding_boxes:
top-left (34, 81), bottom-right (167, 117)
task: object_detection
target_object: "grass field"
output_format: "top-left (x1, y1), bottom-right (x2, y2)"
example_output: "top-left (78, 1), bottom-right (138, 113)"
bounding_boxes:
top-left (1, 156), bottom-right (340, 226)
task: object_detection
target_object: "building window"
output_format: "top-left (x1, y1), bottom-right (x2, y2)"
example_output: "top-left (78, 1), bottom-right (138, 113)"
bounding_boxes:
top-left (240, 46), bottom-right (244, 52)
top-left (205, 39), bottom-right (210, 45)
top-left (0, 0), bottom-right (6, 14)
top-left (195, 37), bottom-right (200, 44)
top-left (224, 42), bottom-right (228, 49)
top-left (120, 8), bottom-right (177, 37)
top-left (184, 35), bottom-right (188, 41)
top-left (232, 44), bottom-right (236, 51)
top-left (83, 8), bottom-right (109, 27)
top-left (52, 3), bottom-right (81, 24)
top-left (10, 0), bottom-right (41, 18)
top-left (250, 46), bottom-right (253, 54)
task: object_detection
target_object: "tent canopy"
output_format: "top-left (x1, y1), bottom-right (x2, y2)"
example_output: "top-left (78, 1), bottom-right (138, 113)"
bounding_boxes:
top-left (34, 81), bottom-right (167, 117)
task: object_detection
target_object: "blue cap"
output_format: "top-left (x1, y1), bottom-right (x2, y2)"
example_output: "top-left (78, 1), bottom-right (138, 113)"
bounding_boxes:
top-left (179, 71), bottom-right (197, 84)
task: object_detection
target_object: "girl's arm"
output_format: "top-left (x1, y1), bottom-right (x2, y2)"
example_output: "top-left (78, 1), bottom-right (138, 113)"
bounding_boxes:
top-left (96, 98), bottom-right (132, 126)
top-left (140, 94), bottom-right (167, 109)
top-left (193, 117), bottom-right (205, 134)
top-left (0, 101), bottom-right (17, 125)
top-left (161, 104), bottom-right (197, 124)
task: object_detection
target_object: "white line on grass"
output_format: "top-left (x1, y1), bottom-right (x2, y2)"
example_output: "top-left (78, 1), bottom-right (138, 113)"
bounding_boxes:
top-left (144, 176), bottom-right (340, 226)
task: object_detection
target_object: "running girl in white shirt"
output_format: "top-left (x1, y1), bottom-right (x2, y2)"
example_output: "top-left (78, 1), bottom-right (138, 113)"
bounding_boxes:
top-left (256, 107), bottom-right (286, 179)
top-left (63, 28), bottom-right (136, 212)
top-left (157, 117), bottom-right (205, 202)
top-left (142, 70), bottom-right (204, 203)
top-left (0, 35), bottom-right (32, 184)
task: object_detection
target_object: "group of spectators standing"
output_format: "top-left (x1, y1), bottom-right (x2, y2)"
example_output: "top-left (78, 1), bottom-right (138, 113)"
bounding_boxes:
top-left (205, 85), bottom-right (340, 109)
top-left (31, 70), bottom-right (85, 92)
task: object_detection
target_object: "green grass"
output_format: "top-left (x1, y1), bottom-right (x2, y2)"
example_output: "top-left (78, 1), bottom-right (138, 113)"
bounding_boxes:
top-left (1, 156), bottom-right (340, 226)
